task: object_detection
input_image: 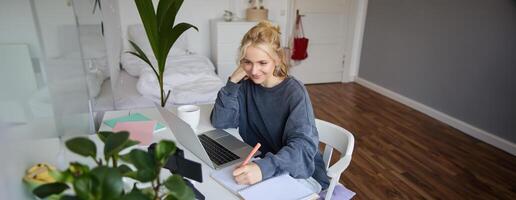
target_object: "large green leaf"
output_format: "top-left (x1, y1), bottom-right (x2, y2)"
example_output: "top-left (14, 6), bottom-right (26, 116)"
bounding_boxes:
top-left (134, 0), bottom-right (159, 57)
top-left (139, 187), bottom-right (156, 199)
top-left (121, 149), bottom-right (157, 182)
top-left (67, 162), bottom-right (90, 178)
top-left (157, 0), bottom-right (183, 36)
top-left (121, 149), bottom-right (155, 169)
top-left (128, 41), bottom-right (159, 78)
top-left (123, 139), bottom-right (140, 151)
top-left (60, 195), bottom-right (80, 200)
top-left (117, 164), bottom-right (133, 176)
top-left (32, 182), bottom-right (69, 198)
top-left (49, 169), bottom-right (72, 184)
top-left (97, 131), bottom-right (114, 143)
top-left (163, 175), bottom-right (194, 200)
top-left (104, 131), bottom-right (130, 159)
top-left (122, 167), bottom-right (156, 183)
top-left (158, 0), bottom-right (184, 35)
top-left (125, 168), bottom-right (157, 183)
top-left (164, 195), bottom-right (178, 200)
top-left (156, 0), bottom-right (184, 74)
top-left (65, 137), bottom-right (97, 159)
top-left (154, 140), bottom-right (176, 166)
top-left (122, 188), bottom-right (153, 200)
top-left (158, 23), bottom-right (198, 73)
top-left (73, 174), bottom-right (96, 200)
top-left (132, 0), bottom-right (198, 108)
top-left (47, 163), bottom-right (82, 184)
top-left (90, 166), bottom-right (124, 200)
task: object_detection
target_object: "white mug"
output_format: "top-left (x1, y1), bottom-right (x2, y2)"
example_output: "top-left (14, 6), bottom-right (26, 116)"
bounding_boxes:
top-left (177, 105), bottom-right (200, 130)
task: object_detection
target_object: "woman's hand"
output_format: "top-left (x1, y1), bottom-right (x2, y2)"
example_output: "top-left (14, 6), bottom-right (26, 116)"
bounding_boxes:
top-left (232, 162), bottom-right (262, 185)
top-left (229, 64), bottom-right (247, 83)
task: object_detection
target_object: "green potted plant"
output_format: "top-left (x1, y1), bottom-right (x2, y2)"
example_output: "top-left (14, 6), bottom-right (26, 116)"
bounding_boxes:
top-left (27, 131), bottom-right (194, 200)
top-left (128, 0), bottom-right (198, 107)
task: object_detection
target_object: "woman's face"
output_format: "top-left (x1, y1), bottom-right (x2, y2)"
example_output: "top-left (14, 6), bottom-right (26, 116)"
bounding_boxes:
top-left (241, 45), bottom-right (277, 86)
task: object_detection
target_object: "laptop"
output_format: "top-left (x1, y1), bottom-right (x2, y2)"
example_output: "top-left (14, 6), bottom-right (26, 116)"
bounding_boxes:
top-left (156, 106), bottom-right (259, 169)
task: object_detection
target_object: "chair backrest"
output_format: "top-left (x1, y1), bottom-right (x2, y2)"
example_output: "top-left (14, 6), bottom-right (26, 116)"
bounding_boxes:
top-left (315, 119), bottom-right (355, 170)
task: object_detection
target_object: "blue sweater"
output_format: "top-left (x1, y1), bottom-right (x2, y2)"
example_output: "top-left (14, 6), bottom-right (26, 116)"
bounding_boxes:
top-left (210, 76), bottom-right (330, 189)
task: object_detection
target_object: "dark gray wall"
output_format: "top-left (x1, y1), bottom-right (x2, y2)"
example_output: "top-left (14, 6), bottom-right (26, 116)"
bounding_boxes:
top-left (358, 0), bottom-right (516, 143)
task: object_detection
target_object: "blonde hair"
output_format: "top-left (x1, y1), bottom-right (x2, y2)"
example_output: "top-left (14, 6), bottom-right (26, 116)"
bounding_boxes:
top-left (237, 21), bottom-right (289, 77)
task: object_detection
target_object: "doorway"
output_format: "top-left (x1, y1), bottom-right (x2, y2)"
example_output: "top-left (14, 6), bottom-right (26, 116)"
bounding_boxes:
top-left (288, 0), bottom-right (368, 84)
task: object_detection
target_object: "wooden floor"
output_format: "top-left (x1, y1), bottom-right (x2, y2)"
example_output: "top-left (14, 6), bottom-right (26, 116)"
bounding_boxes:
top-left (306, 83), bottom-right (516, 200)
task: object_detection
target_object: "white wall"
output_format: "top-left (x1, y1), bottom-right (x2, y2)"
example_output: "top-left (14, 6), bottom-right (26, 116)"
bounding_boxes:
top-left (358, 0), bottom-right (516, 154)
top-left (0, 0), bottom-right (41, 58)
top-left (263, 0), bottom-right (289, 46)
top-left (34, 0), bottom-right (77, 58)
top-left (118, 0), bottom-right (290, 57)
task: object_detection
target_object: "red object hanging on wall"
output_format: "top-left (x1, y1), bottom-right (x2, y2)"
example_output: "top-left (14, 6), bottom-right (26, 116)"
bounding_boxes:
top-left (291, 10), bottom-right (309, 60)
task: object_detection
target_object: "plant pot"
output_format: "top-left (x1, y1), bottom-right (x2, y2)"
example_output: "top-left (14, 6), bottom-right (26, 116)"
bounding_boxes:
top-left (246, 8), bottom-right (268, 21)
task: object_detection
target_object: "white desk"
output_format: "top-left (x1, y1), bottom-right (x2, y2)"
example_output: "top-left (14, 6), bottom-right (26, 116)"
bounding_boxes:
top-left (0, 138), bottom-right (61, 200)
top-left (98, 104), bottom-right (239, 200)
top-left (0, 104), bottom-right (239, 200)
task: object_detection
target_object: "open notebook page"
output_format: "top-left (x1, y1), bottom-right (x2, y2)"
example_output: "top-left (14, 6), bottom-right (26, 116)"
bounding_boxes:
top-left (210, 162), bottom-right (248, 194)
top-left (211, 160), bottom-right (316, 199)
top-left (238, 174), bottom-right (316, 200)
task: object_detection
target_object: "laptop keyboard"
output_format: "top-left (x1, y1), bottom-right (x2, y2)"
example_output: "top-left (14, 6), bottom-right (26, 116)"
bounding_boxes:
top-left (198, 134), bottom-right (240, 166)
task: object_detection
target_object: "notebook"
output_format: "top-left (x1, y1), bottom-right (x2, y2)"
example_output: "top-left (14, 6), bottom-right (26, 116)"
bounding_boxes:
top-left (211, 162), bottom-right (318, 200)
top-left (103, 113), bottom-right (166, 132)
top-left (112, 121), bottom-right (155, 145)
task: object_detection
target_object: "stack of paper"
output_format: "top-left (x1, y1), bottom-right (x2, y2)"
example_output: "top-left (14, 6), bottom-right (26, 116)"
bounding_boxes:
top-left (211, 162), bottom-right (318, 200)
top-left (112, 121), bottom-right (155, 145)
top-left (238, 174), bottom-right (318, 200)
top-left (103, 113), bottom-right (167, 145)
top-left (103, 113), bottom-right (166, 132)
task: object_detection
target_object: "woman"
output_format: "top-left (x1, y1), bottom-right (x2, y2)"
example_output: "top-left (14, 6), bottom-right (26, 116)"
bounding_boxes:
top-left (210, 21), bottom-right (329, 191)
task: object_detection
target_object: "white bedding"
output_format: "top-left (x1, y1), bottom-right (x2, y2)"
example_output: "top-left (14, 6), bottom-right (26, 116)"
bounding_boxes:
top-left (134, 54), bottom-right (224, 105)
top-left (96, 53), bottom-right (224, 111)
top-left (99, 23), bottom-right (223, 109)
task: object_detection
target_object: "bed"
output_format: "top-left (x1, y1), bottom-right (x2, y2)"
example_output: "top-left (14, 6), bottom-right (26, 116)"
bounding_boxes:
top-left (95, 24), bottom-right (224, 110)
top-left (30, 24), bottom-right (223, 114)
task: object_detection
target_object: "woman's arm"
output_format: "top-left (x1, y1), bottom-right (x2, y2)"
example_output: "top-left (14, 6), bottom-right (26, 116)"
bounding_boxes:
top-left (210, 66), bottom-right (247, 129)
top-left (210, 80), bottom-right (241, 129)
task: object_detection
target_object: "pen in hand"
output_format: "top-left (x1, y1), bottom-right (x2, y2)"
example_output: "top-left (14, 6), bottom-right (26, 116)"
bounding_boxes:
top-left (240, 143), bottom-right (261, 167)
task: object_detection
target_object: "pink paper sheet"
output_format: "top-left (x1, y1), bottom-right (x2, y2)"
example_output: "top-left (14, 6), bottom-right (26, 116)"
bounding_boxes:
top-left (113, 121), bottom-right (156, 145)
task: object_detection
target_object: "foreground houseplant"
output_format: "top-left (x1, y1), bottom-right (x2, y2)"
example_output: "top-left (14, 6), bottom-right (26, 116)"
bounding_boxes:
top-left (128, 0), bottom-right (198, 107)
top-left (28, 131), bottom-right (194, 200)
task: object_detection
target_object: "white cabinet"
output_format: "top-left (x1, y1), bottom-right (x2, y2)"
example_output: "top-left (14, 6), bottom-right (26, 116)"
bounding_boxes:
top-left (211, 20), bottom-right (257, 80)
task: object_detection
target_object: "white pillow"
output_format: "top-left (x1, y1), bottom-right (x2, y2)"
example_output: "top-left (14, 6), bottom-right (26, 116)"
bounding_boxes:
top-left (127, 24), bottom-right (188, 56)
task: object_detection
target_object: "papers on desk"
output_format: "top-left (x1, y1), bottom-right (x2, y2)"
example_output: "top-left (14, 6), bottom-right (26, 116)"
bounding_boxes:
top-left (103, 113), bottom-right (166, 132)
top-left (211, 162), bottom-right (317, 200)
top-left (103, 113), bottom-right (167, 146)
top-left (211, 162), bottom-right (249, 194)
top-left (112, 121), bottom-right (155, 145)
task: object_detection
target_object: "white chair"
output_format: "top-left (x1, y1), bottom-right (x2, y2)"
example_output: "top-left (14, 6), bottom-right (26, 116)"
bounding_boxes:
top-left (316, 119), bottom-right (355, 200)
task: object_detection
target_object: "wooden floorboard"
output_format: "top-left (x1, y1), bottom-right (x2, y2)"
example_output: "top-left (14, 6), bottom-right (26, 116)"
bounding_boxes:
top-left (306, 83), bottom-right (516, 200)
